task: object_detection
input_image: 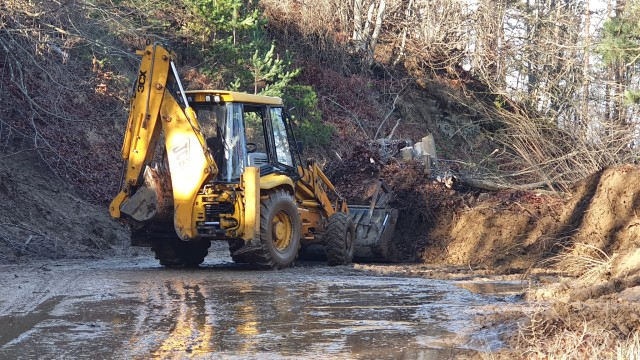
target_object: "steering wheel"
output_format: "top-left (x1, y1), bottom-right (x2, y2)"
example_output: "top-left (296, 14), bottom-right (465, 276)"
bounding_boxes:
top-left (246, 142), bottom-right (258, 153)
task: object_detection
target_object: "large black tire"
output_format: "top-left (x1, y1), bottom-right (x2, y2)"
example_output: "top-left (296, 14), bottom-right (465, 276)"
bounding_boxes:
top-left (247, 190), bottom-right (301, 269)
top-left (151, 237), bottom-right (211, 268)
top-left (325, 212), bottom-right (356, 266)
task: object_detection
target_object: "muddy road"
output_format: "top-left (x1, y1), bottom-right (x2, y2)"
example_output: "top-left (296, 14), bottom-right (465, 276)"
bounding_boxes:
top-left (0, 245), bottom-right (524, 359)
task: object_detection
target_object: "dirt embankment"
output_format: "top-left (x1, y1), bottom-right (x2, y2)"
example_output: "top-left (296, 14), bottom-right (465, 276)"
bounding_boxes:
top-left (332, 148), bottom-right (640, 280)
top-left (424, 165), bottom-right (640, 278)
top-left (424, 165), bottom-right (640, 356)
top-left (330, 149), bottom-right (640, 357)
top-left (0, 153), bottom-right (129, 264)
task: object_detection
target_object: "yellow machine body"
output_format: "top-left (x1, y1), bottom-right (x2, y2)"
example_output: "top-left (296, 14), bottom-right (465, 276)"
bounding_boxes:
top-left (110, 44), bottom-right (395, 268)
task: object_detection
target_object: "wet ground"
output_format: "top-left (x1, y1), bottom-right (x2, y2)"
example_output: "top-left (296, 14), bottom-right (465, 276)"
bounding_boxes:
top-left (0, 245), bottom-right (525, 359)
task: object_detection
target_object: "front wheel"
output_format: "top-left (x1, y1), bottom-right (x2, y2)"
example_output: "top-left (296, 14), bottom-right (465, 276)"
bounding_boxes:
top-left (325, 212), bottom-right (355, 266)
top-left (249, 190), bottom-right (301, 269)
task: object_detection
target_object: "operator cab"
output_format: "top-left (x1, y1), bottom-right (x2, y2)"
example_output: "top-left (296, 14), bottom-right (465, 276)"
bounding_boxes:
top-left (184, 90), bottom-right (300, 183)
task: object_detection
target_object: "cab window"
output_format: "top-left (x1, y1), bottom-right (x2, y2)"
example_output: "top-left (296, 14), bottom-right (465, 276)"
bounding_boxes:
top-left (244, 106), bottom-right (267, 154)
top-left (270, 107), bottom-right (293, 167)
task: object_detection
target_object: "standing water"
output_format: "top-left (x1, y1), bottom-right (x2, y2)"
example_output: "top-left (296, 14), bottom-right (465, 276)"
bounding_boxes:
top-left (0, 252), bottom-right (524, 359)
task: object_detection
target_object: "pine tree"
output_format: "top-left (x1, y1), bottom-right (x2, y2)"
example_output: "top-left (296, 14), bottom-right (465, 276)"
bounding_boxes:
top-left (597, 1), bottom-right (640, 105)
top-left (185, 0), bottom-right (332, 148)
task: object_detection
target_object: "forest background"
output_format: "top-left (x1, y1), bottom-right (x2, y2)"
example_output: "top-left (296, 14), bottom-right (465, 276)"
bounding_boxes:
top-left (1, 0), bottom-right (639, 203)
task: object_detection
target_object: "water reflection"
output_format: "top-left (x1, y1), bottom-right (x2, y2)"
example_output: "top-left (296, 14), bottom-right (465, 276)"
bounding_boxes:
top-left (0, 267), bottom-right (517, 359)
top-left (151, 282), bottom-right (214, 358)
top-left (456, 281), bottom-right (526, 295)
top-left (146, 278), bottom-right (454, 358)
top-left (233, 282), bottom-right (260, 357)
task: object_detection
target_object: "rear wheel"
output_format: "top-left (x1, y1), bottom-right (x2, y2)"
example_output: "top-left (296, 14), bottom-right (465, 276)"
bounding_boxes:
top-left (325, 212), bottom-right (355, 266)
top-left (248, 190), bottom-right (301, 269)
top-left (151, 237), bottom-right (211, 268)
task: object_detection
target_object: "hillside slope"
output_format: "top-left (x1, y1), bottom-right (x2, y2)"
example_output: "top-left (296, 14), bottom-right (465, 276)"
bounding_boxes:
top-left (0, 153), bottom-right (129, 264)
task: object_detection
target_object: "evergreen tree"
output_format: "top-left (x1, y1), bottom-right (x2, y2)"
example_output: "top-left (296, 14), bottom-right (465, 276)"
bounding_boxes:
top-left (185, 0), bottom-right (332, 147)
top-left (597, 2), bottom-right (640, 104)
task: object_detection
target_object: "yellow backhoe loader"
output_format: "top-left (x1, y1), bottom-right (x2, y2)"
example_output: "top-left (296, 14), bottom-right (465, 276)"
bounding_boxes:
top-left (110, 43), bottom-right (397, 268)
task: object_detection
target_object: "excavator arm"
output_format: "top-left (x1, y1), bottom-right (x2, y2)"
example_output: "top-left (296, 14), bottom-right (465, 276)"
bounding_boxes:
top-left (296, 161), bottom-right (348, 218)
top-left (109, 44), bottom-right (217, 240)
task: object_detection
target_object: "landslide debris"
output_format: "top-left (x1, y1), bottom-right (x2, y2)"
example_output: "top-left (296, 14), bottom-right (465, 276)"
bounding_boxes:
top-left (331, 150), bottom-right (640, 358)
top-left (327, 145), bottom-right (450, 262)
top-left (332, 146), bottom-right (640, 281)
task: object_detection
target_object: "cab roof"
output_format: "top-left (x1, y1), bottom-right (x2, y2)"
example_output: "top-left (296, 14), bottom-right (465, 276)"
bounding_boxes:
top-left (184, 90), bottom-right (283, 106)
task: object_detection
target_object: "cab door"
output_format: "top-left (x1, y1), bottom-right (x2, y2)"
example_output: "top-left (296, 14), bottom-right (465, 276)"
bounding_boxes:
top-left (267, 107), bottom-right (299, 178)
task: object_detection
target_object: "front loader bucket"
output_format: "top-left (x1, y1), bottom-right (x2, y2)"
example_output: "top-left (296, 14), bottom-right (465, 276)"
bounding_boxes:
top-left (349, 206), bottom-right (398, 262)
top-left (348, 179), bottom-right (398, 262)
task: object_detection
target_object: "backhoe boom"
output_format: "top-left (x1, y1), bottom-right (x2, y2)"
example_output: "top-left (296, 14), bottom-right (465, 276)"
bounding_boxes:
top-left (109, 44), bottom-right (216, 240)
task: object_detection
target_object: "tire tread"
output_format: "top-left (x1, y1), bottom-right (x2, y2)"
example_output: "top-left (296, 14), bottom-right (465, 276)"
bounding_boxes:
top-left (325, 212), bottom-right (355, 266)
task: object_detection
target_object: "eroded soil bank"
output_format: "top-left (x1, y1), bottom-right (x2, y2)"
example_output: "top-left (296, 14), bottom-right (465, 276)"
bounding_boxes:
top-left (414, 165), bottom-right (640, 357)
top-left (0, 154), bottom-right (129, 263)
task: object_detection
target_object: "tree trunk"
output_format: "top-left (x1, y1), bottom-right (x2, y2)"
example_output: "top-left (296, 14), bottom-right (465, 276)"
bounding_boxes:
top-left (459, 176), bottom-right (556, 193)
top-left (368, 0), bottom-right (386, 64)
top-left (581, 0), bottom-right (591, 131)
top-left (353, 0), bottom-right (364, 42)
top-left (613, 0), bottom-right (628, 125)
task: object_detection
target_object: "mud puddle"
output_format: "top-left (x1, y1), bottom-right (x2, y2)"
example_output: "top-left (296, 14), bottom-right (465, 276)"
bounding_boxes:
top-left (0, 249), bottom-right (523, 359)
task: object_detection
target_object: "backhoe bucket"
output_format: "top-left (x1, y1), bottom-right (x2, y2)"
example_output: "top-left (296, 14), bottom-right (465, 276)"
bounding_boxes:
top-left (348, 180), bottom-right (398, 262)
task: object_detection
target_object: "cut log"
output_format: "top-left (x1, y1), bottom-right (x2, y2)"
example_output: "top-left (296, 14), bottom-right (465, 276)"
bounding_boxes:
top-left (459, 176), bottom-right (558, 194)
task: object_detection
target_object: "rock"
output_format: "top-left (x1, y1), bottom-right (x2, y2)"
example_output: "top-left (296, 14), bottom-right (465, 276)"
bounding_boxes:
top-left (400, 147), bottom-right (414, 161)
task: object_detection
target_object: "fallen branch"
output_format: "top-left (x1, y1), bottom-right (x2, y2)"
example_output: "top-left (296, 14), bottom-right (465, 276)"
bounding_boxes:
top-left (459, 175), bottom-right (560, 195)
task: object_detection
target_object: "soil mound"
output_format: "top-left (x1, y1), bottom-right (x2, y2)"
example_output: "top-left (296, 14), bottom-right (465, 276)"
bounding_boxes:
top-left (328, 147), bottom-right (455, 262)
top-left (0, 153), bottom-right (129, 264)
top-left (419, 165), bottom-right (640, 280)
